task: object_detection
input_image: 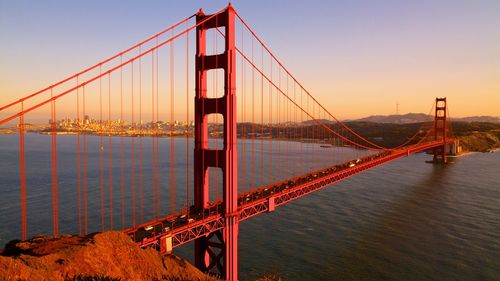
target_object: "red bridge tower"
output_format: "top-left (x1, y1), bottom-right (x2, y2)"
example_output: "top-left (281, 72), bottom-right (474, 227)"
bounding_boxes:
top-left (194, 5), bottom-right (239, 281)
top-left (433, 97), bottom-right (447, 163)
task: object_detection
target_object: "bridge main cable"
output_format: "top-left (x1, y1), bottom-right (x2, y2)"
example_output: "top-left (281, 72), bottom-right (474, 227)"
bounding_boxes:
top-left (234, 11), bottom-right (393, 150)
top-left (0, 8), bottom-right (227, 126)
top-left (0, 14), bottom-right (196, 113)
top-left (233, 43), bottom-right (380, 151)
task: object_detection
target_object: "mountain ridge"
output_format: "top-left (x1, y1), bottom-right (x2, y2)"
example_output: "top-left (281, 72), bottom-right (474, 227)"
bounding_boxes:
top-left (354, 113), bottom-right (500, 124)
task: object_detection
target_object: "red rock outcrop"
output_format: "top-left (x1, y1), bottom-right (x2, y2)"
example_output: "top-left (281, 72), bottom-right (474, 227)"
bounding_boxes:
top-left (0, 231), bottom-right (218, 281)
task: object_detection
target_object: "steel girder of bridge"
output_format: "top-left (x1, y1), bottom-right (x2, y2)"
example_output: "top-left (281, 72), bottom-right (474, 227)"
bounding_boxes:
top-left (134, 139), bottom-right (453, 255)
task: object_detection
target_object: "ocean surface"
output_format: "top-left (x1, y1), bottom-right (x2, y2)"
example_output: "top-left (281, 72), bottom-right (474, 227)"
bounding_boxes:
top-left (0, 134), bottom-right (499, 281)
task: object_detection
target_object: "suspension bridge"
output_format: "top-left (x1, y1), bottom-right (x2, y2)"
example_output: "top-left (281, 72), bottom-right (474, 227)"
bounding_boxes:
top-left (0, 4), bottom-right (457, 280)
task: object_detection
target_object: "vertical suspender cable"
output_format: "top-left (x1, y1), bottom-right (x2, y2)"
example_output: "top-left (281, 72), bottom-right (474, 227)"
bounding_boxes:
top-left (286, 75), bottom-right (289, 174)
top-left (170, 30), bottom-right (176, 215)
top-left (186, 28), bottom-right (190, 215)
top-left (131, 60), bottom-right (136, 231)
top-left (293, 82), bottom-right (296, 177)
top-left (240, 23), bottom-right (246, 192)
top-left (99, 65), bottom-right (105, 232)
top-left (51, 88), bottom-right (59, 237)
top-left (83, 85), bottom-right (88, 234)
top-left (277, 66), bottom-right (280, 180)
top-left (108, 73), bottom-right (113, 230)
top-left (269, 57), bottom-right (272, 181)
top-left (139, 45), bottom-right (144, 224)
top-left (260, 44), bottom-right (264, 187)
top-left (251, 35), bottom-right (255, 192)
top-left (155, 39), bottom-right (160, 219)
top-left (286, 75), bottom-right (289, 177)
top-left (19, 102), bottom-right (27, 240)
top-left (151, 51), bottom-right (156, 221)
top-left (312, 102), bottom-right (315, 171)
top-left (307, 95), bottom-right (311, 172)
top-left (300, 88), bottom-right (303, 175)
top-left (77, 76), bottom-right (82, 235)
top-left (120, 56), bottom-right (125, 229)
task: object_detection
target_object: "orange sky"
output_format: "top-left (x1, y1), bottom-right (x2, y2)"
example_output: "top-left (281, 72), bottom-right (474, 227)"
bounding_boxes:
top-left (1, 0), bottom-right (499, 123)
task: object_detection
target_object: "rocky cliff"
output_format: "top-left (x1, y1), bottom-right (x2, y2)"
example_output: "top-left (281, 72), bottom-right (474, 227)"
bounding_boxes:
top-left (0, 232), bottom-right (218, 281)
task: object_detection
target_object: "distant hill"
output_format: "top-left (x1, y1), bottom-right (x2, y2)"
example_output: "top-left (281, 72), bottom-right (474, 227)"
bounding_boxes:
top-left (453, 116), bottom-right (500, 123)
top-left (355, 113), bottom-right (500, 124)
top-left (301, 119), bottom-right (336, 125)
top-left (356, 113), bottom-right (432, 124)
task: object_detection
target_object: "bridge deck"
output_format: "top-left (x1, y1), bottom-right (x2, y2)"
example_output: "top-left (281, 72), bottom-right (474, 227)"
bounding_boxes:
top-left (124, 140), bottom-right (453, 250)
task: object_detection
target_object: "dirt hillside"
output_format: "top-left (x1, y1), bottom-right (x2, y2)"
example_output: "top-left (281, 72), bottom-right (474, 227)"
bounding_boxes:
top-left (458, 131), bottom-right (500, 152)
top-left (0, 231), bottom-right (218, 281)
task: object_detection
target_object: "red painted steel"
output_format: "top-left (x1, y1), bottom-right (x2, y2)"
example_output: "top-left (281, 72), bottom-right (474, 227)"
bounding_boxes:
top-left (0, 15), bottom-right (194, 114)
top-left (233, 45), bottom-right (381, 151)
top-left (120, 59), bottom-right (125, 229)
top-left (0, 11), bottom-right (224, 127)
top-left (233, 11), bottom-right (387, 151)
top-left (108, 74), bottom-right (114, 230)
top-left (194, 5), bottom-right (239, 280)
top-left (77, 77), bottom-right (82, 236)
top-left (128, 140), bottom-right (453, 251)
top-left (170, 34), bottom-right (176, 216)
top-left (131, 62), bottom-right (136, 229)
top-left (83, 86), bottom-right (88, 235)
top-left (186, 27), bottom-right (191, 221)
top-left (433, 97), bottom-right (447, 163)
top-left (51, 90), bottom-right (59, 237)
top-left (3, 5), bottom-right (458, 281)
top-left (239, 140), bottom-right (453, 221)
top-left (18, 106), bottom-right (27, 241)
top-left (99, 69), bottom-right (105, 232)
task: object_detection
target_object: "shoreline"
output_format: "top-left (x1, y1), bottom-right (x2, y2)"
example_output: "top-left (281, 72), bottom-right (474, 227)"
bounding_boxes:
top-left (1, 131), bottom-right (499, 153)
top-left (0, 131), bottom-right (352, 145)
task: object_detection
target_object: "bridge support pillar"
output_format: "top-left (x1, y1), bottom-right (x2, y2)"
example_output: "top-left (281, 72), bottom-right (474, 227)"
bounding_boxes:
top-left (433, 97), bottom-right (447, 164)
top-left (194, 4), bottom-right (239, 281)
